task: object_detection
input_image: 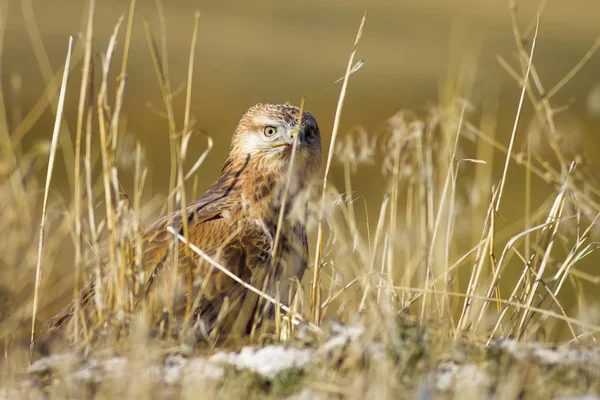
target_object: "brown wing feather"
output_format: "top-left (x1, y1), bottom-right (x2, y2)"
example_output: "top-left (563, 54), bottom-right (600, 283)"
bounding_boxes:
top-left (140, 156), bottom-right (251, 299)
top-left (176, 216), bottom-right (274, 335)
top-left (143, 205), bottom-right (275, 334)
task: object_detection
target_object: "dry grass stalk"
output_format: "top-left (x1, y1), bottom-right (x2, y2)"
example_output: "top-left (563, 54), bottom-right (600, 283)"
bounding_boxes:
top-left (311, 11), bottom-right (367, 325)
top-left (31, 36), bottom-right (75, 357)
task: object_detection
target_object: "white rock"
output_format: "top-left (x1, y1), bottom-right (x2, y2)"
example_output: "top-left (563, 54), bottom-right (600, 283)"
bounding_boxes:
top-left (28, 354), bottom-right (79, 374)
top-left (210, 345), bottom-right (313, 378)
top-left (182, 357), bottom-right (224, 383)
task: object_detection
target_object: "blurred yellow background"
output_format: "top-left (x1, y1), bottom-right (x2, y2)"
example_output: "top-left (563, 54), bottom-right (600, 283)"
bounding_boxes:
top-left (5, 0), bottom-right (600, 194)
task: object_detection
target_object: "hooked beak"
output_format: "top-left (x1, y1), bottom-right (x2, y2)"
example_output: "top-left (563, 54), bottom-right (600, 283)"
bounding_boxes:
top-left (269, 142), bottom-right (291, 149)
top-left (269, 129), bottom-right (299, 150)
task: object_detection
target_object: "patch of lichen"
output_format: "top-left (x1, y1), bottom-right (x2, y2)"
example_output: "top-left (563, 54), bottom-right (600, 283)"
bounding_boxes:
top-left (271, 367), bottom-right (306, 397)
top-left (216, 364), bottom-right (306, 400)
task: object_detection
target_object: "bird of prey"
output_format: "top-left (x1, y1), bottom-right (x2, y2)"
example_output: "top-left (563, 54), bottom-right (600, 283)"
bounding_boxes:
top-left (45, 103), bottom-right (321, 342)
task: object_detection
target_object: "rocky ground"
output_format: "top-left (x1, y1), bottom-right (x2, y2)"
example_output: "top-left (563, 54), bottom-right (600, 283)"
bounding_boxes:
top-left (3, 322), bottom-right (599, 399)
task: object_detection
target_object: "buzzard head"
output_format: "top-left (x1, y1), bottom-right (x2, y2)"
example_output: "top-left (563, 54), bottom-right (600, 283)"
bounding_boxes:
top-left (230, 103), bottom-right (322, 181)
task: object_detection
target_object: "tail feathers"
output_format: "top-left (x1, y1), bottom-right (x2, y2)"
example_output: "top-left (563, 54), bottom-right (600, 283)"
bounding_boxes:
top-left (42, 283), bottom-right (96, 335)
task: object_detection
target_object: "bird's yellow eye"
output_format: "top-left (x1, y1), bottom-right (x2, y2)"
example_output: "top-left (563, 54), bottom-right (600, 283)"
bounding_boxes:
top-left (264, 126), bottom-right (277, 137)
top-left (306, 129), bottom-right (315, 140)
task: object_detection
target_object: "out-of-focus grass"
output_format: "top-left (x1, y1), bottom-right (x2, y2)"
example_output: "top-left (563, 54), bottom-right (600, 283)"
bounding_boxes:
top-left (1, 1), bottom-right (600, 398)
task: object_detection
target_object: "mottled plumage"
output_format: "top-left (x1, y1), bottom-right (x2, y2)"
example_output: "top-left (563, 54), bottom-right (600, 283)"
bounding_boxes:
top-left (45, 103), bottom-right (321, 340)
